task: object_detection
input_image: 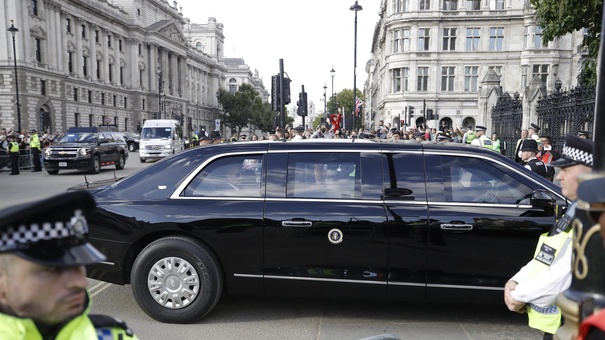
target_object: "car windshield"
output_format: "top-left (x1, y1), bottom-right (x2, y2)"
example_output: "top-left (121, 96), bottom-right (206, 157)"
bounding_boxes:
top-left (141, 127), bottom-right (171, 139)
top-left (58, 133), bottom-right (97, 143)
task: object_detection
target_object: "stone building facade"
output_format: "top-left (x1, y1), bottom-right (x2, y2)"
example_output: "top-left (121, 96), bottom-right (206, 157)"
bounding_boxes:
top-left (0, 0), bottom-right (267, 135)
top-left (365, 0), bottom-right (587, 133)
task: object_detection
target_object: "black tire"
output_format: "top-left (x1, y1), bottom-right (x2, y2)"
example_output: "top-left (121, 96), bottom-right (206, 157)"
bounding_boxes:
top-left (128, 143), bottom-right (136, 152)
top-left (115, 154), bottom-right (125, 170)
top-left (89, 156), bottom-right (101, 174)
top-left (47, 170), bottom-right (59, 175)
top-left (139, 157), bottom-right (146, 163)
top-left (130, 237), bottom-right (223, 323)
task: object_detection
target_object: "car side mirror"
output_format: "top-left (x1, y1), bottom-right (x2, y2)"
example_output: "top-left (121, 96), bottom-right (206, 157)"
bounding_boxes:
top-left (530, 189), bottom-right (556, 209)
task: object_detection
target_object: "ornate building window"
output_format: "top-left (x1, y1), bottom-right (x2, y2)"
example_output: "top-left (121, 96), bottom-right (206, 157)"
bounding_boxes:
top-left (443, 0), bottom-right (458, 10)
top-left (417, 67), bottom-right (429, 91)
top-left (441, 67), bottom-right (455, 92)
top-left (465, 27), bottom-right (480, 51)
top-left (229, 78), bottom-right (238, 93)
top-left (418, 28), bottom-right (430, 51)
top-left (464, 66), bottom-right (479, 92)
top-left (419, 0), bottom-right (430, 10)
top-left (489, 27), bottom-right (504, 51)
top-left (443, 28), bottom-right (457, 51)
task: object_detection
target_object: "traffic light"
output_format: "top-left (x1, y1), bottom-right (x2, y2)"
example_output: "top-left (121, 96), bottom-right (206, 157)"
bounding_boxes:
top-left (271, 75), bottom-right (280, 111)
top-left (296, 91), bottom-right (308, 117)
top-left (427, 108), bottom-right (435, 120)
top-left (409, 106), bottom-right (415, 117)
top-left (283, 77), bottom-right (292, 105)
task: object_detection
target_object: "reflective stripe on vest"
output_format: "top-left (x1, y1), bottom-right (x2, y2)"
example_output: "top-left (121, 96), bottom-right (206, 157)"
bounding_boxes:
top-left (525, 231), bottom-right (572, 334)
top-left (9, 142), bottom-right (19, 152)
top-left (479, 135), bottom-right (493, 149)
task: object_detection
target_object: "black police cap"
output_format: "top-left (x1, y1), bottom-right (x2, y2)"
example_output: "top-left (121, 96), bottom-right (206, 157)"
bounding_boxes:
top-left (0, 191), bottom-right (106, 267)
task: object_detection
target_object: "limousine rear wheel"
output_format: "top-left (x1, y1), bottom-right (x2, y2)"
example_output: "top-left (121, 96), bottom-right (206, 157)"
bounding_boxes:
top-left (131, 237), bottom-right (223, 323)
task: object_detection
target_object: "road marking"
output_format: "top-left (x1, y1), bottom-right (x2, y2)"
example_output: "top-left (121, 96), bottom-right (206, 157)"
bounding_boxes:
top-left (89, 281), bottom-right (113, 297)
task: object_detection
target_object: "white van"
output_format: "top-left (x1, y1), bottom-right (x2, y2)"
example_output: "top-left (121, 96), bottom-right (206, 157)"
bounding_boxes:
top-left (139, 119), bottom-right (184, 163)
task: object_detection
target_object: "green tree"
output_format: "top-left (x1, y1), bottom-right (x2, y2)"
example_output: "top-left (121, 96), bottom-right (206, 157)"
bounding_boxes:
top-left (216, 83), bottom-right (266, 135)
top-left (327, 88), bottom-right (364, 131)
top-left (531, 0), bottom-right (602, 85)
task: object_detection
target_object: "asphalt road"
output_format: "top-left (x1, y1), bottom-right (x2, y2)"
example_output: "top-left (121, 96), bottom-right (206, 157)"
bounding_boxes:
top-left (0, 152), bottom-right (543, 339)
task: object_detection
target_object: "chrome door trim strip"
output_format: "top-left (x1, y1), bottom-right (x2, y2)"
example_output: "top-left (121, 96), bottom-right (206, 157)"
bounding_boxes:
top-left (383, 282), bottom-right (427, 287)
top-left (263, 275), bottom-right (387, 285)
top-left (428, 201), bottom-right (532, 209)
top-left (427, 283), bottom-right (504, 291)
top-left (233, 274), bottom-right (263, 278)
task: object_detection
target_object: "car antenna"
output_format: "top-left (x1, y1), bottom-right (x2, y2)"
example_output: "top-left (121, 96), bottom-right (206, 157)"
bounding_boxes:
top-left (84, 174), bottom-right (90, 189)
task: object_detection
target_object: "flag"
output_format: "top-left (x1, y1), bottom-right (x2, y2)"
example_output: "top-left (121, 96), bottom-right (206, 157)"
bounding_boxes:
top-left (355, 97), bottom-right (364, 116)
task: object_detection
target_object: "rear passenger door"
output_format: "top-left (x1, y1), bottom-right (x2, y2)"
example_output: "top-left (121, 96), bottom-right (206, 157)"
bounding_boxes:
top-left (383, 150), bottom-right (429, 301)
top-left (99, 132), bottom-right (118, 163)
top-left (423, 153), bottom-right (554, 303)
top-left (263, 151), bottom-right (389, 300)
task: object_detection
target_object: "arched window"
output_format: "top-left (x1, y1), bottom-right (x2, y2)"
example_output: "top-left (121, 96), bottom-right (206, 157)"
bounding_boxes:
top-left (229, 78), bottom-right (238, 93)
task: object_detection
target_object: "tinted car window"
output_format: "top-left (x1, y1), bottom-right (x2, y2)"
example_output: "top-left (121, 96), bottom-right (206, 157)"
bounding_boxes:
top-left (183, 155), bottom-right (263, 197)
top-left (101, 132), bottom-right (115, 142)
top-left (387, 153), bottom-right (426, 201)
top-left (442, 155), bottom-right (533, 204)
top-left (286, 152), bottom-right (360, 199)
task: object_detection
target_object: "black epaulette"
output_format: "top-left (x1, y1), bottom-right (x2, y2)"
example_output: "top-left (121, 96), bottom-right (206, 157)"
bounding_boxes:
top-left (89, 314), bottom-right (135, 337)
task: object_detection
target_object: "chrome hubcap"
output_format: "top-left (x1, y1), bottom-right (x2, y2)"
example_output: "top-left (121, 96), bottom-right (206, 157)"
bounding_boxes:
top-left (147, 257), bottom-right (200, 309)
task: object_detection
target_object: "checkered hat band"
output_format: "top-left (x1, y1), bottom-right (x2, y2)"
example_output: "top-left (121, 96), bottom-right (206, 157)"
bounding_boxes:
top-left (0, 209), bottom-right (88, 252)
top-left (562, 145), bottom-right (593, 167)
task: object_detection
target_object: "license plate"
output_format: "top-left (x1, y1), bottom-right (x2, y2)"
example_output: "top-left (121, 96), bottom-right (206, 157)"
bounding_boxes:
top-left (59, 162), bottom-right (67, 167)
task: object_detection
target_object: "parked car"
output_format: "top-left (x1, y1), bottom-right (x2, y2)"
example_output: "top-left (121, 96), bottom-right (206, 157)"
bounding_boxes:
top-left (77, 140), bottom-right (567, 323)
top-left (44, 127), bottom-right (128, 174)
top-left (123, 132), bottom-right (140, 152)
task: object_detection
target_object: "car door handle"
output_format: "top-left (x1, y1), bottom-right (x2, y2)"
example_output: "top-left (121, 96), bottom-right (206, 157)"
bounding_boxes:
top-left (440, 224), bottom-right (473, 231)
top-left (282, 220), bottom-right (313, 227)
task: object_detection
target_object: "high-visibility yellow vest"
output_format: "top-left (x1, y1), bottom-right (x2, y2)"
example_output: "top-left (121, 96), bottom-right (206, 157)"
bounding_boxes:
top-left (30, 134), bottom-right (41, 149)
top-left (9, 141), bottom-right (19, 152)
top-left (465, 131), bottom-right (476, 143)
top-left (525, 231), bottom-right (572, 334)
top-left (478, 135), bottom-right (493, 149)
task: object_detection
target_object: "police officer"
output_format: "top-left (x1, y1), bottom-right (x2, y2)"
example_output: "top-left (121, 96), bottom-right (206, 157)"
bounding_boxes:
top-left (470, 126), bottom-right (493, 149)
top-left (521, 139), bottom-right (547, 178)
top-left (504, 134), bottom-right (594, 340)
top-left (29, 129), bottom-right (42, 172)
top-left (529, 123), bottom-right (541, 142)
top-left (0, 191), bottom-right (138, 339)
top-left (462, 126), bottom-right (476, 144)
top-left (7, 134), bottom-right (20, 175)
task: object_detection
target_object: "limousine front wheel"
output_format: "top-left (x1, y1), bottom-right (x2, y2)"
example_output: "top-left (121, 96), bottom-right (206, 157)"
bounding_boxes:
top-left (131, 237), bottom-right (223, 323)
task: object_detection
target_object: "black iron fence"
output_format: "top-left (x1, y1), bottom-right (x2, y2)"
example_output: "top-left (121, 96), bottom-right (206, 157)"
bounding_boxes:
top-left (537, 79), bottom-right (595, 151)
top-left (491, 91), bottom-right (523, 159)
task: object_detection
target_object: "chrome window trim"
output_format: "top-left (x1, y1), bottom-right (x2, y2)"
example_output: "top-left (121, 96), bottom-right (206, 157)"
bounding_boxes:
top-left (233, 273), bottom-right (502, 291)
top-left (170, 150), bottom-right (267, 199)
top-left (428, 201), bottom-right (532, 209)
top-left (422, 150), bottom-right (567, 202)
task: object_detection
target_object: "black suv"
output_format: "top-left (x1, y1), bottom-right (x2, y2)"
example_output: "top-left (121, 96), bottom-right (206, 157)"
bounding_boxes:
top-left (44, 127), bottom-right (128, 174)
top-left (78, 140), bottom-right (566, 323)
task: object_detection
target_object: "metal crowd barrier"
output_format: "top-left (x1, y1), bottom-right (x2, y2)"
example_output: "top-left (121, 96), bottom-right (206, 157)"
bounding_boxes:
top-left (0, 151), bottom-right (34, 171)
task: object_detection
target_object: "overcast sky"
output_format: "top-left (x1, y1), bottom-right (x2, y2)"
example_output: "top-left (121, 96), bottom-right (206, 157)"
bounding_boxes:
top-left (177, 0), bottom-right (382, 111)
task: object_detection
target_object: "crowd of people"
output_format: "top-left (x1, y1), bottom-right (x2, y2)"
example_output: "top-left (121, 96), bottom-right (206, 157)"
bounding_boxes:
top-left (0, 128), bottom-right (64, 174)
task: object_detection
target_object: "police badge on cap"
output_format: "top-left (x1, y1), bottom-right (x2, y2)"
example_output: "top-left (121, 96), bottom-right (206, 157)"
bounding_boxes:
top-left (0, 191), bottom-right (106, 266)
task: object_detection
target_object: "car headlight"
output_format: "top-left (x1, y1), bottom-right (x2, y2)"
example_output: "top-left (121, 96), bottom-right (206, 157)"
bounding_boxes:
top-left (78, 148), bottom-right (91, 156)
top-left (44, 148), bottom-right (51, 156)
top-left (164, 144), bottom-right (172, 150)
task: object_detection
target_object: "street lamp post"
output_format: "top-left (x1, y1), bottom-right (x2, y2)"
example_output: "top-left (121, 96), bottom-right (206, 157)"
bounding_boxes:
top-left (350, 1), bottom-right (363, 131)
top-left (156, 62), bottom-right (162, 119)
top-left (7, 21), bottom-right (21, 133)
top-left (323, 84), bottom-right (327, 119)
top-left (330, 67), bottom-right (335, 115)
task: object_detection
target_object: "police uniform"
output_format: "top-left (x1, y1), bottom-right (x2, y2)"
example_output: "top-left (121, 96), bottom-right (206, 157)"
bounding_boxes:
top-left (508, 134), bottom-right (594, 338)
top-left (29, 129), bottom-right (42, 172)
top-left (0, 191), bottom-right (138, 340)
top-left (8, 136), bottom-right (20, 175)
top-left (529, 123), bottom-right (541, 142)
top-left (521, 139), bottom-right (547, 178)
top-left (470, 126), bottom-right (493, 149)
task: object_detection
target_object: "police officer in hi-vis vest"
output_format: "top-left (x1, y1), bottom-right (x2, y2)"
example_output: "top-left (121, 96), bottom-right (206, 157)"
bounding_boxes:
top-left (0, 191), bottom-right (138, 339)
top-left (7, 134), bottom-right (20, 175)
top-left (504, 134), bottom-right (594, 340)
top-left (470, 126), bottom-right (493, 149)
top-left (29, 129), bottom-right (42, 172)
